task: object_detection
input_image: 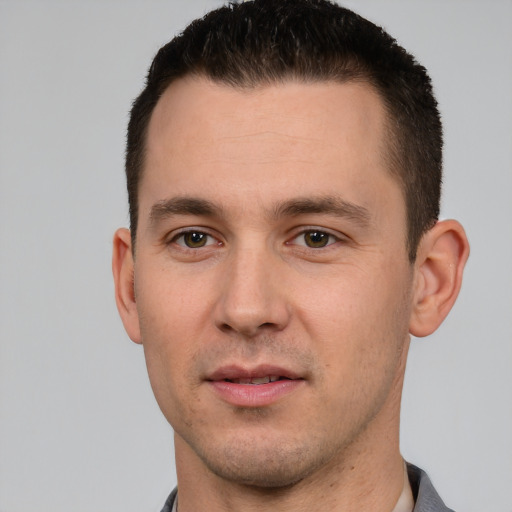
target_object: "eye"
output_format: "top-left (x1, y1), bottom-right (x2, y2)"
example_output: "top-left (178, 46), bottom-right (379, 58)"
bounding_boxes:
top-left (173, 231), bottom-right (218, 249)
top-left (290, 230), bottom-right (338, 248)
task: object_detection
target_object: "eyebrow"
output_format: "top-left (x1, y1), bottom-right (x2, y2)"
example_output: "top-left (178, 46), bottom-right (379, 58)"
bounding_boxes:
top-left (272, 196), bottom-right (372, 226)
top-left (148, 194), bottom-right (371, 227)
top-left (149, 197), bottom-right (222, 225)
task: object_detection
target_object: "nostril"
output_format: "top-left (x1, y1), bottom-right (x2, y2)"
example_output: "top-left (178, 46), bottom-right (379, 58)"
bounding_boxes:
top-left (217, 321), bottom-right (277, 338)
top-left (220, 323), bottom-right (234, 333)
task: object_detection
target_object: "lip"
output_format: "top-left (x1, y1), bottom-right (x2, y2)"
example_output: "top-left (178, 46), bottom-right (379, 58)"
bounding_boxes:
top-left (207, 364), bottom-right (305, 407)
top-left (208, 364), bottom-right (302, 382)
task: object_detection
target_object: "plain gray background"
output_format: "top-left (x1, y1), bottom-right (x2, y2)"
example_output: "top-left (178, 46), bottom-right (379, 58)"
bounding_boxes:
top-left (1, 1), bottom-right (511, 511)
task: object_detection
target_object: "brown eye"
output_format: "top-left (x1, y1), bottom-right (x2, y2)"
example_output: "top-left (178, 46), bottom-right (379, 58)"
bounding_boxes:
top-left (184, 232), bottom-right (207, 248)
top-left (287, 229), bottom-right (339, 249)
top-left (303, 231), bottom-right (331, 248)
top-left (176, 231), bottom-right (212, 248)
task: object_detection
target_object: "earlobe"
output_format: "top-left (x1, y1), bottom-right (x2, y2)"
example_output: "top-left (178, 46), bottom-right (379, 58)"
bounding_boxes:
top-left (112, 228), bottom-right (142, 344)
top-left (409, 220), bottom-right (470, 337)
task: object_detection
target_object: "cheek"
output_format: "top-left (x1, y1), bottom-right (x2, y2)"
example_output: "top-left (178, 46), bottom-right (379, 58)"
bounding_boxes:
top-left (294, 261), bottom-right (412, 365)
top-left (135, 258), bottom-right (212, 343)
top-left (140, 316), bottom-right (202, 429)
top-left (134, 273), bottom-right (199, 409)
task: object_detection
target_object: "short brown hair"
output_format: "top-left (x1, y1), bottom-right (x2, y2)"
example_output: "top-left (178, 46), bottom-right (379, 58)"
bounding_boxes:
top-left (126, 0), bottom-right (442, 261)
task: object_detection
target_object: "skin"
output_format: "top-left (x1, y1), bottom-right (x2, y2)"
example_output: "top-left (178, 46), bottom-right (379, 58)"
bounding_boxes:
top-left (113, 77), bottom-right (469, 511)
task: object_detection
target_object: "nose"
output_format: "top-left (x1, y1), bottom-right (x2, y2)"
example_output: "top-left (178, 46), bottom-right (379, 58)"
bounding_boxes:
top-left (214, 245), bottom-right (291, 337)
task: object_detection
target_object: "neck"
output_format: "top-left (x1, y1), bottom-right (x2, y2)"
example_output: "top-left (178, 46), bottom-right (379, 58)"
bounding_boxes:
top-left (176, 440), bottom-right (404, 512)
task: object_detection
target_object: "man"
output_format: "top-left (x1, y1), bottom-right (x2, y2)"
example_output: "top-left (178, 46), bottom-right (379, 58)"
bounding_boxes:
top-left (112, 0), bottom-right (469, 510)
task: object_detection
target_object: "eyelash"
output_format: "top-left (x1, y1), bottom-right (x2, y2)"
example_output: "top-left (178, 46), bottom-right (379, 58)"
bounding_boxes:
top-left (287, 229), bottom-right (341, 249)
top-left (168, 227), bottom-right (343, 251)
top-left (170, 229), bottom-right (221, 249)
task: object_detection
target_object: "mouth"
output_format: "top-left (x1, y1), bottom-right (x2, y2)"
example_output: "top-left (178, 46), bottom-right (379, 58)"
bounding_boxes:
top-left (207, 365), bottom-right (305, 407)
top-left (207, 364), bottom-right (302, 383)
top-left (223, 375), bottom-right (291, 385)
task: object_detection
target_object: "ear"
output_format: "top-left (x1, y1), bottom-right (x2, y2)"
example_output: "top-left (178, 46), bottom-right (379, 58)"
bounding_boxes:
top-left (409, 220), bottom-right (470, 337)
top-left (112, 228), bottom-right (142, 344)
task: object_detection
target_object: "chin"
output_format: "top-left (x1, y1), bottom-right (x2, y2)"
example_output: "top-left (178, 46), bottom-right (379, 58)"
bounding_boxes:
top-left (195, 432), bottom-right (336, 489)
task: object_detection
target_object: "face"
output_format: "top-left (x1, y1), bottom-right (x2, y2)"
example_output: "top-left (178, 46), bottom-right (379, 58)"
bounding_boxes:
top-left (124, 77), bottom-right (416, 487)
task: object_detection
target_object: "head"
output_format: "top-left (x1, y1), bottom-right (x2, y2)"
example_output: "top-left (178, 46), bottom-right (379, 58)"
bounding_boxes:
top-left (113, 0), bottom-right (469, 498)
top-left (126, 0), bottom-right (442, 262)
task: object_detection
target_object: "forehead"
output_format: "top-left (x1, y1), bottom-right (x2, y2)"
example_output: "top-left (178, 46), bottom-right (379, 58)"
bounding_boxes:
top-left (142, 77), bottom-right (403, 221)
top-left (147, 76), bottom-right (387, 160)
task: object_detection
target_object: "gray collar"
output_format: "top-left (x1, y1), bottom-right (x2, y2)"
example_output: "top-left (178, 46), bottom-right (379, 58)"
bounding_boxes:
top-left (407, 463), bottom-right (455, 512)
